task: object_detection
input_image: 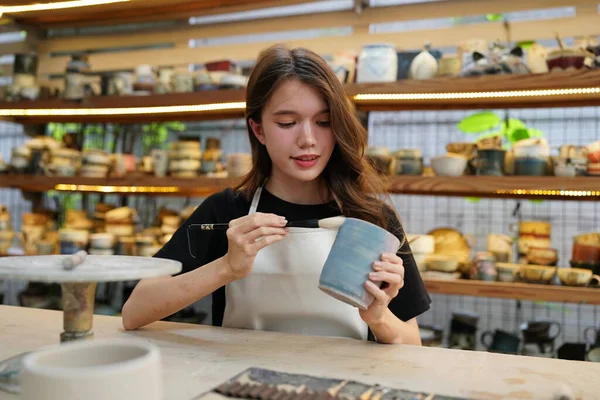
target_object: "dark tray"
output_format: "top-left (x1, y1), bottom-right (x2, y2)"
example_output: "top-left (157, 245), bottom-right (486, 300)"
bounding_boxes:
top-left (193, 367), bottom-right (471, 400)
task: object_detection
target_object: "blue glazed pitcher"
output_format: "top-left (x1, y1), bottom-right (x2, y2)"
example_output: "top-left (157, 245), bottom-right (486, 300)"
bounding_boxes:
top-left (318, 217), bottom-right (401, 310)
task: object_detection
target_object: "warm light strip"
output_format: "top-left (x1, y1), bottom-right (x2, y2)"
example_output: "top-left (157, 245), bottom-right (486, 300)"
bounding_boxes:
top-left (55, 184), bottom-right (181, 193)
top-left (353, 87), bottom-right (600, 101)
top-left (496, 189), bottom-right (600, 197)
top-left (0, 102), bottom-right (246, 117)
top-left (0, 0), bottom-right (128, 14)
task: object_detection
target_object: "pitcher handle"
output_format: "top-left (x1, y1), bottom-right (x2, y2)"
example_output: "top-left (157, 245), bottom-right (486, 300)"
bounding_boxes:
top-left (549, 322), bottom-right (562, 340)
top-left (481, 330), bottom-right (494, 349)
top-left (584, 326), bottom-right (598, 345)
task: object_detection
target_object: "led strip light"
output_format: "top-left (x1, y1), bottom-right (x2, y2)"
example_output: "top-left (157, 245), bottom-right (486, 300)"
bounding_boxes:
top-left (0, 102), bottom-right (247, 117)
top-left (353, 87), bottom-right (600, 101)
top-left (54, 184), bottom-right (182, 193)
top-left (0, 0), bottom-right (128, 15)
top-left (495, 189), bottom-right (600, 197)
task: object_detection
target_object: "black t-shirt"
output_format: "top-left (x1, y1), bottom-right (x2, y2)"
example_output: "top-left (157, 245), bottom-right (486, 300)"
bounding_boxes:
top-left (154, 187), bottom-right (431, 340)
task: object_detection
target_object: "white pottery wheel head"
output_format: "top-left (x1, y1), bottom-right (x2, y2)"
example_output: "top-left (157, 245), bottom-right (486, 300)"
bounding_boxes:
top-left (0, 255), bottom-right (181, 283)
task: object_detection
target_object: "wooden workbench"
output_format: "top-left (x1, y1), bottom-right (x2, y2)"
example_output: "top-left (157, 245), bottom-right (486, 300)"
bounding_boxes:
top-left (1, 305), bottom-right (598, 400)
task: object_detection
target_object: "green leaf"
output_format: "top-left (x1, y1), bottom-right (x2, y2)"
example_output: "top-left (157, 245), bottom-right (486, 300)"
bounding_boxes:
top-left (508, 128), bottom-right (531, 143)
top-left (465, 197), bottom-right (481, 203)
top-left (529, 200), bottom-right (544, 204)
top-left (486, 13), bottom-right (504, 22)
top-left (516, 40), bottom-right (536, 50)
top-left (476, 130), bottom-right (503, 141)
top-left (502, 118), bottom-right (526, 135)
top-left (457, 112), bottom-right (501, 134)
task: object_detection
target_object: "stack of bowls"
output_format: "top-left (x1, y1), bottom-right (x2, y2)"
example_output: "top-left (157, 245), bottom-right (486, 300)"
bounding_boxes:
top-left (226, 153), bottom-right (252, 177)
top-left (105, 207), bottom-right (136, 238)
top-left (89, 233), bottom-right (116, 255)
top-left (10, 146), bottom-right (30, 172)
top-left (47, 148), bottom-right (80, 177)
top-left (169, 141), bottom-right (201, 178)
top-left (81, 150), bottom-right (111, 178)
top-left (59, 229), bottom-right (89, 255)
top-left (201, 138), bottom-right (223, 175)
top-left (393, 149), bottom-right (423, 175)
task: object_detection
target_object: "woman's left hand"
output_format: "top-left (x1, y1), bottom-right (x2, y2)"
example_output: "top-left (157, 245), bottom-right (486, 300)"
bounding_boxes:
top-left (359, 252), bottom-right (405, 325)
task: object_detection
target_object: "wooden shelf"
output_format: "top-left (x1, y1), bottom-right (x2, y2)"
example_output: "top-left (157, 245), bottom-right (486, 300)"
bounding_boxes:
top-left (0, 89), bottom-right (246, 124)
top-left (1, 174), bottom-right (600, 200)
top-left (424, 278), bottom-right (600, 305)
top-left (346, 69), bottom-right (600, 111)
top-left (0, 174), bottom-right (240, 197)
top-left (385, 175), bottom-right (600, 201)
top-left (2, 70), bottom-right (600, 123)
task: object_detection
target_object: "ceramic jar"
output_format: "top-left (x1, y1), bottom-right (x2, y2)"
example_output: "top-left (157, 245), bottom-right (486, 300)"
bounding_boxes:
top-left (393, 149), bottom-right (423, 175)
top-left (475, 149), bottom-right (506, 176)
top-left (357, 44), bottom-right (398, 83)
top-left (470, 252), bottom-right (497, 281)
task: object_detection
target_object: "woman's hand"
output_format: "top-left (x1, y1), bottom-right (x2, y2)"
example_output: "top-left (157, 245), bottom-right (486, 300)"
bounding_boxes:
top-left (359, 252), bottom-right (405, 325)
top-left (223, 212), bottom-right (288, 280)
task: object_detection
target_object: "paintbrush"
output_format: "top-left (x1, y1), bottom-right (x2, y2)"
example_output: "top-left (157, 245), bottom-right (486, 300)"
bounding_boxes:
top-left (187, 216), bottom-right (347, 231)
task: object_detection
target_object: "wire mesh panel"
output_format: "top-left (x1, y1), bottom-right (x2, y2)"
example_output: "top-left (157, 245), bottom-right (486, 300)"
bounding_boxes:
top-left (369, 107), bottom-right (600, 349)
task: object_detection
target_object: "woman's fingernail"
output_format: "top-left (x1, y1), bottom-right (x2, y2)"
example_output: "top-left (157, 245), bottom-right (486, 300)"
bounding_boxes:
top-left (369, 272), bottom-right (377, 278)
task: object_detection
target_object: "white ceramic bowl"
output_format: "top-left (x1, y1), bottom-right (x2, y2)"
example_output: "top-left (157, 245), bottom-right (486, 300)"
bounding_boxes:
top-left (90, 233), bottom-right (116, 249)
top-left (20, 338), bottom-right (162, 400)
top-left (430, 154), bottom-right (468, 177)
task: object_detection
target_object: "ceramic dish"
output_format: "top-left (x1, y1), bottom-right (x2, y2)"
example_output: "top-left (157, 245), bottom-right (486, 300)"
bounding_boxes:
top-left (426, 254), bottom-right (459, 272)
top-left (496, 263), bottom-right (521, 282)
top-left (557, 268), bottom-right (600, 287)
top-left (518, 265), bottom-right (556, 284)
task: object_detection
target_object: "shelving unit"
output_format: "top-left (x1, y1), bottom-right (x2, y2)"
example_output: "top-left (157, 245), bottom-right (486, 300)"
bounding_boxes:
top-left (2, 70), bottom-right (600, 123)
top-left (2, 174), bottom-right (600, 200)
top-left (423, 279), bottom-right (600, 305)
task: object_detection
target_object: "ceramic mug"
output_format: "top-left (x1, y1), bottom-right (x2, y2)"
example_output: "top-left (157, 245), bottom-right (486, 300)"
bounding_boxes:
top-left (20, 338), bottom-right (162, 400)
top-left (557, 342), bottom-right (587, 361)
top-left (475, 149), bottom-right (506, 176)
top-left (318, 217), bottom-right (400, 310)
top-left (481, 329), bottom-right (521, 354)
top-left (520, 321), bottom-right (561, 343)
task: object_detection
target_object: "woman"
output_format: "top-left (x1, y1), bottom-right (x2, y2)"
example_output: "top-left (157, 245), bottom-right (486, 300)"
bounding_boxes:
top-left (122, 44), bottom-right (430, 344)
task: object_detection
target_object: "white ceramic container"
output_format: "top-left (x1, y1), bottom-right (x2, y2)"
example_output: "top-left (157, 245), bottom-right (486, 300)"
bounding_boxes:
top-left (20, 338), bottom-right (162, 400)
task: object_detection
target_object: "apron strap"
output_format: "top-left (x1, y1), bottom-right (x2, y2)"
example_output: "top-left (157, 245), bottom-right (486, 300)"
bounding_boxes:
top-left (248, 185), bottom-right (263, 215)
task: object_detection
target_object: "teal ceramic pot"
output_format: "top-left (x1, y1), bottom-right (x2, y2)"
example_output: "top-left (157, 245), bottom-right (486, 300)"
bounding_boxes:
top-left (481, 329), bottom-right (521, 354)
top-left (318, 218), bottom-right (400, 310)
top-left (514, 157), bottom-right (548, 176)
top-left (475, 149), bottom-right (506, 176)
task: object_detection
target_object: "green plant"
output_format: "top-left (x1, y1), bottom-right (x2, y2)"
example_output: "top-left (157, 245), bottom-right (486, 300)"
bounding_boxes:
top-left (457, 111), bottom-right (544, 147)
top-left (141, 121), bottom-right (185, 153)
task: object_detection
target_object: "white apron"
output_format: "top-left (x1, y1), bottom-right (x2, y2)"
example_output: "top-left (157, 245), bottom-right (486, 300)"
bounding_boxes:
top-left (222, 186), bottom-right (368, 340)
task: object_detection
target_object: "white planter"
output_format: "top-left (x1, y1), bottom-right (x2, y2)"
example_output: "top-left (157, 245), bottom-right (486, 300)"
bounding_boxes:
top-left (20, 338), bottom-right (162, 400)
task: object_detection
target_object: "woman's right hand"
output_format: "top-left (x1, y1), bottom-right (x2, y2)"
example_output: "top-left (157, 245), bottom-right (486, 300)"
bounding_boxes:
top-left (223, 212), bottom-right (288, 280)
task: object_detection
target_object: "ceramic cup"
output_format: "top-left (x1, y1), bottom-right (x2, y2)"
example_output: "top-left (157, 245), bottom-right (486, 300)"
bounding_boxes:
top-left (20, 338), bottom-right (162, 400)
top-left (557, 342), bottom-right (587, 361)
top-left (475, 149), bottom-right (506, 176)
top-left (318, 217), bottom-right (400, 310)
top-left (481, 329), bottom-right (521, 354)
top-left (584, 326), bottom-right (600, 348)
top-left (520, 321), bottom-right (561, 343)
top-left (587, 347), bottom-right (600, 362)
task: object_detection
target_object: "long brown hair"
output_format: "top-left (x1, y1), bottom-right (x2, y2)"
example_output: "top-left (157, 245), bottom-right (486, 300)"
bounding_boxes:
top-left (235, 44), bottom-right (393, 231)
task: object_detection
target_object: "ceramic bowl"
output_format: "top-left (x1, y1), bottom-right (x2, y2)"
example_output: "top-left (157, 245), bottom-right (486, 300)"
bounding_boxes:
top-left (162, 215), bottom-right (181, 227)
top-left (426, 254), bottom-right (459, 272)
top-left (546, 48), bottom-right (594, 71)
top-left (319, 217), bottom-right (400, 310)
top-left (105, 224), bottom-right (135, 237)
top-left (495, 263), bottom-right (521, 282)
top-left (20, 338), bottom-right (162, 400)
top-left (526, 247), bottom-right (558, 266)
top-left (431, 154), bottom-right (468, 177)
top-left (572, 242), bottom-right (600, 264)
top-left (588, 162), bottom-right (600, 175)
top-left (518, 265), bottom-right (556, 284)
top-left (90, 233), bottom-right (116, 249)
top-left (557, 268), bottom-right (600, 287)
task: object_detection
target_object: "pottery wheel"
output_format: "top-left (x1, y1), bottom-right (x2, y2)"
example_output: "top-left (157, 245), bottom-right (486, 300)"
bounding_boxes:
top-left (0, 255), bottom-right (181, 282)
